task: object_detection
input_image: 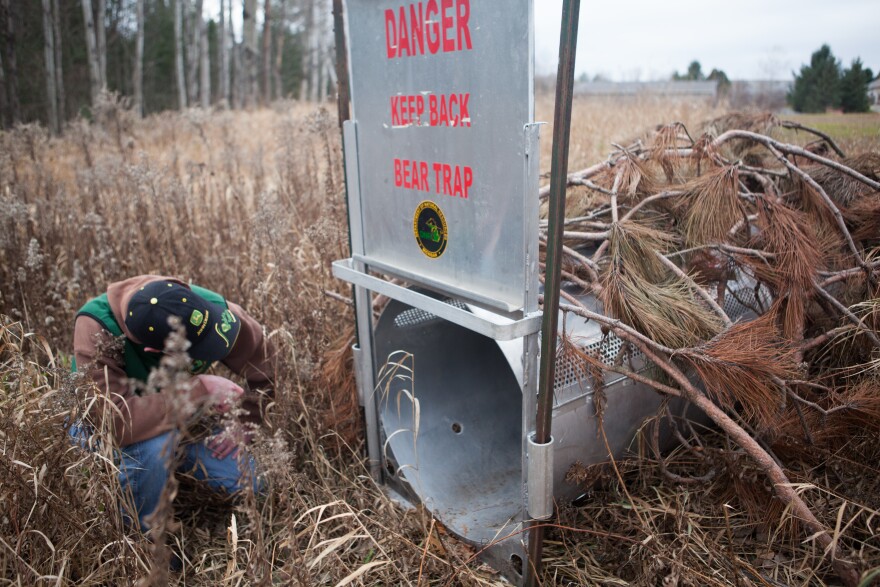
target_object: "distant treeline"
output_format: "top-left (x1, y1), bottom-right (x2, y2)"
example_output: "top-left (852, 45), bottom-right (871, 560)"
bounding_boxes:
top-left (0, 0), bottom-right (336, 133)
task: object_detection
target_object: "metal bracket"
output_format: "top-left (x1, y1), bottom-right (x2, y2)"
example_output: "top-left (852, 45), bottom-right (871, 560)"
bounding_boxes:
top-left (332, 258), bottom-right (542, 341)
top-left (527, 434), bottom-right (554, 520)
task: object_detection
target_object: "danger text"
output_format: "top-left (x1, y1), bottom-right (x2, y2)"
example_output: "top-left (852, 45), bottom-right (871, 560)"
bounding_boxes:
top-left (385, 0), bottom-right (473, 59)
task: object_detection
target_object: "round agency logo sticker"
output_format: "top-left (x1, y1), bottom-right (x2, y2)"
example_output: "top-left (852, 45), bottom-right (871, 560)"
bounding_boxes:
top-left (413, 200), bottom-right (448, 258)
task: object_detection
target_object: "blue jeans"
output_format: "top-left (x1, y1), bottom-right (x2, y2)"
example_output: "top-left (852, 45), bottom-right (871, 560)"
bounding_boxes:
top-left (70, 426), bottom-right (261, 530)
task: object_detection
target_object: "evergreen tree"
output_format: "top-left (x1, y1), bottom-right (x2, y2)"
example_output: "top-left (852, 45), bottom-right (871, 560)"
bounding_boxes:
top-left (789, 44), bottom-right (841, 113)
top-left (673, 60), bottom-right (704, 81)
top-left (839, 58), bottom-right (872, 113)
top-left (707, 68), bottom-right (731, 95)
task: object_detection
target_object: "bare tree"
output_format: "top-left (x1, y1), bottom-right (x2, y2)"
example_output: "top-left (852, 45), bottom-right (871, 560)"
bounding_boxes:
top-left (0, 40), bottom-right (6, 128)
top-left (52, 0), bottom-right (65, 123)
top-left (332, 0), bottom-right (349, 124)
top-left (298, 0), bottom-right (314, 101)
top-left (133, 0), bottom-right (144, 116)
top-left (2, 0), bottom-right (20, 124)
top-left (310, 1), bottom-right (324, 103)
top-left (186, 0), bottom-right (200, 105)
top-left (242, 0), bottom-right (257, 106)
top-left (96, 0), bottom-right (106, 87)
top-left (261, 0), bottom-right (272, 104)
top-left (219, 0), bottom-right (230, 106)
top-left (299, 0), bottom-right (332, 103)
top-left (273, 0), bottom-right (286, 100)
top-left (174, 0), bottom-right (187, 109)
top-left (41, 0), bottom-right (59, 134)
top-left (321, 36), bottom-right (335, 103)
top-left (233, 37), bottom-right (246, 108)
top-left (199, 4), bottom-right (210, 108)
top-left (81, 0), bottom-right (101, 104)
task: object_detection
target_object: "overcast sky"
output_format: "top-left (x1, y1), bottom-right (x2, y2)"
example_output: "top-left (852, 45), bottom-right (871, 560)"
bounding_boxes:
top-left (534, 0), bottom-right (880, 81)
top-left (207, 0), bottom-right (879, 82)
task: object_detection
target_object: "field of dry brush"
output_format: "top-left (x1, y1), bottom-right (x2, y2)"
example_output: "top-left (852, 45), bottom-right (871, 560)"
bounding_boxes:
top-left (0, 95), bottom-right (878, 586)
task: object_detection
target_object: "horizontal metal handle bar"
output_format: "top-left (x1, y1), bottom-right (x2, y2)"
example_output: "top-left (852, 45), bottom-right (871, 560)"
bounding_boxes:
top-left (332, 258), bottom-right (542, 341)
top-left (351, 254), bottom-right (522, 314)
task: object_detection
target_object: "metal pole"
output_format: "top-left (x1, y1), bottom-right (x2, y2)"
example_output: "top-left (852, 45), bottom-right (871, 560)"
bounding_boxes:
top-left (335, 2), bottom-right (381, 481)
top-left (332, 0), bottom-right (350, 128)
top-left (333, 0), bottom-right (356, 342)
top-left (525, 0), bottom-right (580, 584)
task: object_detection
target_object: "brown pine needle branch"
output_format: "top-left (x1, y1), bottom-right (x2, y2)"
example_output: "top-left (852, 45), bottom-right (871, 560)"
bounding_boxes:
top-left (678, 165), bottom-right (745, 246)
top-left (568, 176), bottom-right (616, 196)
top-left (607, 221), bottom-right (678, 282)
top-left (561, 230), bottom-right (609, 241)
top-left (636, 354), bottom-right (859, 585)
top-left (619, 190), bottom-right (683, 223)
top-left (651, 123), bottom-right (689, 181)
top-left (600, 268), bottom-right (723, 349)
top-left (650, 408), bottom-right (716, 485)
top-left (765, 142), bottom-right (869, 274)
top-left (615, 153), bottom-right (658, 201)
top-left (609, 169), bottom-right (622, 223)
top-left (787, 389), bottom-right (857, 420)
top-left (711, 130), bottom-right (880, 191)
top-left (814, 284), bottom-right (880, 349)
top-left (653, 251), bottom-right (732, 327)
top-left (539, 159), bottom-right (615, 199)
top-left (560, 242), bottom-right (601, 282)
top-left (818, 261), bottom-right (880, 288)
top-left (800, 325), bottom-right (855, 352)
top-left (552, 300), bottom-right (861, 586)
top-left (548, 297), bottom-right (677, 356)
top-left (677, 315), bottom-right (800, 429)
top-left (750, 198), bottom-right (821, 340)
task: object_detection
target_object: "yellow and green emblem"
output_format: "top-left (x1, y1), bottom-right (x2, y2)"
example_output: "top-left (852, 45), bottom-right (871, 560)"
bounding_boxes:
top-left (190, 309), bottom-right (205, 326)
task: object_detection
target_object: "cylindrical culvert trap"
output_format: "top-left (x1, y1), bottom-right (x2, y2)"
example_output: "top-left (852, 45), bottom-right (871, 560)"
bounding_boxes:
top-left (373, 286), bottom-right (667, 552)
top-left (375, 295), bottom-right (524, 547)
top-left (374, 280), bottom-right (768, 549)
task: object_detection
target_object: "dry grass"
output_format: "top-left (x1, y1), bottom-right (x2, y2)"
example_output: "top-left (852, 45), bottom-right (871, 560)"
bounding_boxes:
top-left (535, 94), bottom-right (729, 173)
top-left (1, 94), bottom-right (879, 586)
top-left (0, 99), bottom-right (496, 585)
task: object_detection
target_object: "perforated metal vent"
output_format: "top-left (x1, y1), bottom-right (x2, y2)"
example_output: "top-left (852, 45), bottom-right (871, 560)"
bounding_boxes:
top-left (554, 333), bottom-right (640, 391)
top-left (554, 353), bottom-right (588, 391)
top-left (551, 282), bottom-right (771, 392)
top-left (722, 283), bottom-right (771, 320)
top-left (394, 299), bottom-right (468, 328)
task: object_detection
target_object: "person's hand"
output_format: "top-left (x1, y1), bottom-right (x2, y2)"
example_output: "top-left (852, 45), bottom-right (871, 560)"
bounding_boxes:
top-left (206, 435), bottom-right (239, 459)
top-left (194, 374), bottom-right (244, 414)
top-left (206, 427), bottom-right (254, 459)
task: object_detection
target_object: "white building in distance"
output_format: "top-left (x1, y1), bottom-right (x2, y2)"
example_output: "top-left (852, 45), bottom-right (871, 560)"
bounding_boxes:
top-left (869, 78), bottom-right (880, 112)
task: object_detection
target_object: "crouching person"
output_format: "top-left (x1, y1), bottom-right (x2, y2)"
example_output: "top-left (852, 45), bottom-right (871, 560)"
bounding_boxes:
top-left (72, 275), bottom-right (275, 531)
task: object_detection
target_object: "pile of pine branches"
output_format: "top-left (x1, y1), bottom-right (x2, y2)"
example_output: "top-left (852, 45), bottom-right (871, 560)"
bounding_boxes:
top-left (541, 113), bottom-right (880, 586)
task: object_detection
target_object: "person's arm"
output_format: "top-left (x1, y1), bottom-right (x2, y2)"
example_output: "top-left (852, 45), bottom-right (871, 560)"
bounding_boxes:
top-left (73, 316), bottom-right (216, 447)
top-left (221, 301), bottom-right (276, 428)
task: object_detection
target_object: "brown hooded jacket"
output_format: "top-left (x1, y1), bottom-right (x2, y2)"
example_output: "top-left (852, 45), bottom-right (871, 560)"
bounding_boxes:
top-left (73, 275), bottom-right (275, 447)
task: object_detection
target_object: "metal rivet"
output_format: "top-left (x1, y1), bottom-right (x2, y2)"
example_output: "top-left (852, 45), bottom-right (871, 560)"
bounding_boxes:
top-left (182, 298), bottom-right (187, 303)
top-left (150, 297), bottom-right (158, 304)
top-left (148, 326), bottom-right (154, 332)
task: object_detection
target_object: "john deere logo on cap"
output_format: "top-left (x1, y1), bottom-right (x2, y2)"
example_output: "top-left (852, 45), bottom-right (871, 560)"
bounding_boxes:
top-left (190, 309), bottom-right (205, 327)
top-left (221, 309), bottom-right (236, 333)
top-left (413, 201), bottom-right (448, 258)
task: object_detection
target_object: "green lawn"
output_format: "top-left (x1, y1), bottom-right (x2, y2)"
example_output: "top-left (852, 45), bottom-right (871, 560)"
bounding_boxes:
top-left (779, 111), bottom-right (880, 153)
